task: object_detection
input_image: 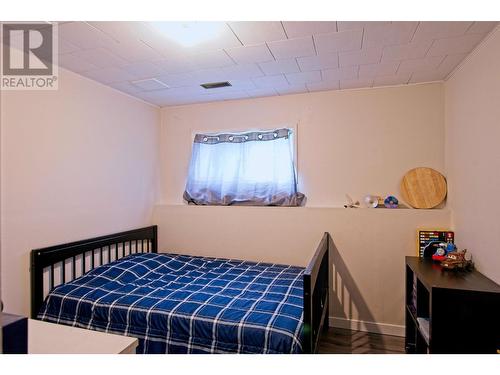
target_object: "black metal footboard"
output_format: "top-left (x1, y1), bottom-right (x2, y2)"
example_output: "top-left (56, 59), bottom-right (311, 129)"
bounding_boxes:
top-left (303, 232), bottom-right (330, 353)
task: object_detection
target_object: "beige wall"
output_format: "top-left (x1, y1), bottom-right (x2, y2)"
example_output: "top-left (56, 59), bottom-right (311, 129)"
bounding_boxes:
top-left (0, 68), bottom-right (160, 316)
top-left (155, 83), bottom-right (450, 334)
top-left (152, 205), bottom-right (449, 335)
top-left (445, 26), bottom-right (500, 284)
top-left (160, 83), bottom-right (445, 206)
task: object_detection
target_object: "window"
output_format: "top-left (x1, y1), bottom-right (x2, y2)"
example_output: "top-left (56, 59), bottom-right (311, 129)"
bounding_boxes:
top-left (183, 128), bottom-right (305, 206)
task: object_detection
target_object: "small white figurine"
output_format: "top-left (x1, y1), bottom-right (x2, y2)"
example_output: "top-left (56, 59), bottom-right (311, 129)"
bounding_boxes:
top-left (344, 194), bottom-right (360, 208)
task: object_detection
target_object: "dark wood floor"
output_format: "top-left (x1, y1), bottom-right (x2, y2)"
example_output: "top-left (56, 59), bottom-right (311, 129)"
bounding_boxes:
top-left (318, 327), bottom-right (405, 354)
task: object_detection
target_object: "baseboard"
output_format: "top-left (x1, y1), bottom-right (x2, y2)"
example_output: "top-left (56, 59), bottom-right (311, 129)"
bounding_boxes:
top-left (329, 317), bottom-right (405, 337)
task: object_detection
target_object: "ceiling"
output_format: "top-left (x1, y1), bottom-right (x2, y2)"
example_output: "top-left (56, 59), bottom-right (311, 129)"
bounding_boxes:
top-left (53, 21), bottom-right (498, 107)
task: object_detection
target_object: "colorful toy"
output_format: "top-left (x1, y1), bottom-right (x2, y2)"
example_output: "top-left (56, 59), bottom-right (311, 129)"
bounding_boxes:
top-left (417, 230), bottom-right (454, 257)
top-left (432, 238), bottom-right (456, 261)
top-left (431, 243), bottom-right (448, 261)
top-left (441, 249), bottom-right (474, 271)
top-left (384, 195), bottom-right (399, 208)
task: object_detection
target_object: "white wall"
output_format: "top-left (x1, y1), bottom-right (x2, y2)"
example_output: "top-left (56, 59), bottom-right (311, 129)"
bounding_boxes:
top-left (445, 26), bottom-right (500, 284)
top-left (154, 83), bottom-right (450, 334)
top-left (0, 68), bottom-right (160, 315)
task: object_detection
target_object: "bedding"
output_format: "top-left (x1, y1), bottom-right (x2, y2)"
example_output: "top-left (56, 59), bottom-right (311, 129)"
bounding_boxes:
top-left (37, 253), bottom-right (304, 354)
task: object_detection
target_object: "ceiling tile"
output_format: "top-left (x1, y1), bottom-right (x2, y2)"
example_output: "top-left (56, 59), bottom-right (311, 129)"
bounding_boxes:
top-left (358, 61), bottom-right (400, 78)
top-left (121, 61), bottom-right (165, 80)
top-left (407, 53), bottom-right (468, 85)
top-left (381, 40), bottom-right (433, 62)
top-left (138, 22), bottom-right (242, 54)
top-left (322, 66), bottom-right (359, 81)
top-left (190, 50), bottom-right (235, 69)
top-left (191, 68), bottom-right (227, 84)
top-left (51, 21), bottom-right (493, 107)
top-left (225, 80), bottom-right (257, 91)
top-left (134, 28), bottom-right (185, 56)
top-left (106, 40), bottom-right (164, 63)
top-left (87, 21), bottom-right (151, 43)
top-left (409, 70), bottom-right (447, 83)
top-left (228, 22), bottom-right (286, 45)
top-left (398, 56), bottom-right (445, 73)
top-left (246, 87), bottom-right (278, 98)
top-left (202, 90), bottom-right (250, 101)
top-left (373, 72), bottom-right (411, 87)
top-left (167, 86), bottom-right (208, 96)
top-left (252, 74), bottom-right (289, 88)
top-left (297, 53), bottom-right (339, 71)
top-left (80, 67), bottom-right (139, 84)
top-left (190, 33), bottom-right (243, 52)
top-left (131, 78), bottom-right (170, 91)
top-left (154, 56), bottom-right (196, 74)
top-left (224, 43), bottom-right (274, 64)
top-left (466, 21), bottom-right (498, 34)
top-left (339, 48), bottom-right (382, 67)
top-left (57, 37), bottom-right (80, 55)
top-left (221, 63), bottom-right (264, 80)
top-left (411, 22), bottom-right (473, 43)
top-left (363, 22), bottom-right (418, 49)
top-left (337, 21), bottom-right (391, 32)
top-left (156, 72), bottom-right (198, 88)
top-left (285, 71), bottom-right (322, 85)
top-left (58, 22), bottom-right (117, 49)
top-left (258, 59), bottom-right (300, 75)
top-left (340, 78), bottom-right (374, 90)
top-left (306, 80), bottom-right (340, 92)
top-left (143, 87), bottom-right (207, 103)
top-left (276, 85), bottom-right (308, 95)
top-left (71, 47), bottom-right (129, 68)
top-left (267, 36), bottom-right (316, 60)
top-left (166, 23), bottom-right (241, 51)
top-left (314, 29), bottom-right (363, 54)
top-left (189, 24), bottom-right (243, 51)
top-left (109, 81), bottom-right (143, 95)
top-left (427, 33), bottom-right (487, 56)
top-left (58, 53), bottom-right (99, 72)
top-left (282, 21), bottom-right (337, 38)
top-left (437, 53), bottom-right (468, 75)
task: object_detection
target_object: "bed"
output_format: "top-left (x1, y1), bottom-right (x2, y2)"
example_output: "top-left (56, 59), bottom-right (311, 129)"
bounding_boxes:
top-left (31, 226), bottom-right (330, 354)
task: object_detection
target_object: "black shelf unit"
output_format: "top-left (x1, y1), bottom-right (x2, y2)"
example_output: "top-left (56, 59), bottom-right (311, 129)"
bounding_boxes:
top-left (405, 256), bottom-right (500, 354)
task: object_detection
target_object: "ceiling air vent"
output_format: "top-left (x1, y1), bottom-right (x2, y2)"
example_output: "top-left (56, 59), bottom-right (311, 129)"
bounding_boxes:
top-left (200, 81), bottom-right (232, 89)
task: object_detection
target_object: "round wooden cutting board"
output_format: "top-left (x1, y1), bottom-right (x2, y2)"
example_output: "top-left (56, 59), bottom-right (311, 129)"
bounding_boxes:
top-left (400, 167), bottom-right (447, 209)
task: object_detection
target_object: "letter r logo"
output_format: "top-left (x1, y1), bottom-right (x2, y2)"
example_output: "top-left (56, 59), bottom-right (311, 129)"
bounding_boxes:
top-left (2, 23), bottom-right (53, 76)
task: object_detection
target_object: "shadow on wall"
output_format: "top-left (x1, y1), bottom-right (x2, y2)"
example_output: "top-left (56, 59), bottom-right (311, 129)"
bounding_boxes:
top-left (323, 237), bottom-right (391, 354)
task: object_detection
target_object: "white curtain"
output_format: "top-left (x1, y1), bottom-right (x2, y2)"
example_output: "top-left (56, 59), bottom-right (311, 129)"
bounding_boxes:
top-left (184, 129), bottom-right (305, 206)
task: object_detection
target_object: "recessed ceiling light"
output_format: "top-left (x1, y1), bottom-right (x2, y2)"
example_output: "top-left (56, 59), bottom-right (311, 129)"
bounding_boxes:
top-left (150, 22), bottom-right (226, 47)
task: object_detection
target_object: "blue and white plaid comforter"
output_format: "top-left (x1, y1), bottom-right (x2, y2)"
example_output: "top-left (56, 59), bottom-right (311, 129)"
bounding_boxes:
top-left (38, 253), bottom-right (304, 354)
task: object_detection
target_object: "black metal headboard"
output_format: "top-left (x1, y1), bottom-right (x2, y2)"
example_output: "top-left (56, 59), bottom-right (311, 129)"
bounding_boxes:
top-left (30, 225), bottom-right (158, 318)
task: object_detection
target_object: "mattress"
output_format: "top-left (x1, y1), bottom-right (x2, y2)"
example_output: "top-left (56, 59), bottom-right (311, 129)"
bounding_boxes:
top-left (38, 252), bottom-right (304, 353)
